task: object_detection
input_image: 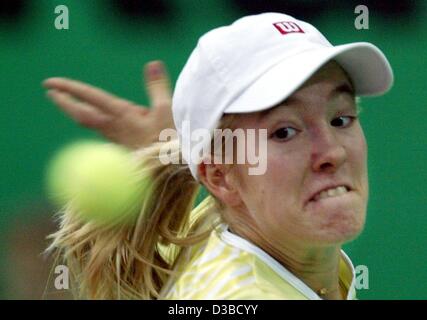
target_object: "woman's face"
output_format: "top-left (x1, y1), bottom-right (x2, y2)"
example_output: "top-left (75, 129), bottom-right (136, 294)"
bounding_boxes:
top-left (229, 62), bottom-right (368, 247)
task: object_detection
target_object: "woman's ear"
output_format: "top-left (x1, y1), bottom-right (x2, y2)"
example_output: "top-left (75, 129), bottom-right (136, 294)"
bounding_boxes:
top-left (198, 162), bottom-right (242, 207)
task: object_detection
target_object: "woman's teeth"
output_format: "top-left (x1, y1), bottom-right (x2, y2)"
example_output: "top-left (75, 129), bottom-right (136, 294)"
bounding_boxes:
top-left (314, 186), bottom-right (348, 201)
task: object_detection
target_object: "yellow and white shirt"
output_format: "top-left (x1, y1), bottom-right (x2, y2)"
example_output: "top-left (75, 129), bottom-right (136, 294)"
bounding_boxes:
top-left (163, 223), bottom-right (356, 300)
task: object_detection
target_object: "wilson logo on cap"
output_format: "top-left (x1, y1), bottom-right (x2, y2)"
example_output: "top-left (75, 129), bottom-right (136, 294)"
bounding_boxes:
top-left (273, 21), bottom-right (304, 35)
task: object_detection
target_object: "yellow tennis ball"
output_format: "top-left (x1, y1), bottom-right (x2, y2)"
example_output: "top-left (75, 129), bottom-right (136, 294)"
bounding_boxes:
top-left (46, 140), bottom-right (150, 224)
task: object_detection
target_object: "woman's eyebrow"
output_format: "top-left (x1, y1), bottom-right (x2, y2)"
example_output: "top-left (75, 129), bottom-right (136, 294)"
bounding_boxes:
top-left (329, 82), bottom-right (355, 99)
top-left (257, 81), bottom-right (356, 123)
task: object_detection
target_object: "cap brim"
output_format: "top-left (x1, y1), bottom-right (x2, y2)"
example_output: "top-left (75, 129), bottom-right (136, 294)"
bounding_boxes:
top-left (224, 42), bottom-right (394, 113)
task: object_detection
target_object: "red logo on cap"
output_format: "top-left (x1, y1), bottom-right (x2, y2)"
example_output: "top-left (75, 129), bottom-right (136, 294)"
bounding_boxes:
top-left (273, 21), bottom-right (304, 35)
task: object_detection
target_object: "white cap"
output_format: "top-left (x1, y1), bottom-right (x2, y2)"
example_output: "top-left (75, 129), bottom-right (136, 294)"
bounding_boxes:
top-left (172, 12), bottom-right (394, 180)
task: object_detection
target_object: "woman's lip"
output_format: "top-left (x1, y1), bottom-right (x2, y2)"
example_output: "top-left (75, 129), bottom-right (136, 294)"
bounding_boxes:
top-left (306, 185), bottom-right (352, 205)
top-left (305, 190), bottom-right (355, 209)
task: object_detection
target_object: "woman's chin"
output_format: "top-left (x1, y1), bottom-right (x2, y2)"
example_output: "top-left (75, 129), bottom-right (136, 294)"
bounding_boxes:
top-left (303, 193), bottom-right (367, 244)
top-left (313, 214), bottom-right (366, 246)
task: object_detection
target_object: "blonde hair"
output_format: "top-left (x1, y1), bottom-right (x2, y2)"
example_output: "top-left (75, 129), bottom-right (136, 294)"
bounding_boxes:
top-left (46, 115), bottom-right (236, 299)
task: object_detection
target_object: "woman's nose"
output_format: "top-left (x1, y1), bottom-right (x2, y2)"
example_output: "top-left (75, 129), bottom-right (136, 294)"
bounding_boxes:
top-left (310, 128), bottom-right (347, 173)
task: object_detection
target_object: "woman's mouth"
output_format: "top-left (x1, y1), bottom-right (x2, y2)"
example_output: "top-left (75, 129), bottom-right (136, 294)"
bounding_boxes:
top-left (312, 186), bottom-right (349, 201)
top-left (304, 185), bottom-right (355, 211)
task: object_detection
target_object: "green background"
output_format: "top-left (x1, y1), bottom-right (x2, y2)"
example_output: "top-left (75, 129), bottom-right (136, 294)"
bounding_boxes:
top-left (0, 0), bottom-right (426, 299)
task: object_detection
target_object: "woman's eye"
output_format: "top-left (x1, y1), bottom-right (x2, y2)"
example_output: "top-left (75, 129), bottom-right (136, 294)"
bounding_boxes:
top-left (271, 127), bottom-right (298, 141)
top-left (330, 116), bottom-right (355, 128)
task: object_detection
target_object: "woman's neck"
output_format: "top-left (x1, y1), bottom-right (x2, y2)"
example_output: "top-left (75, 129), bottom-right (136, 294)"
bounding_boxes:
top-left (276, 244), bottom-right (344, 300)
top-left (229, 224), bottom-right (345, 300)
